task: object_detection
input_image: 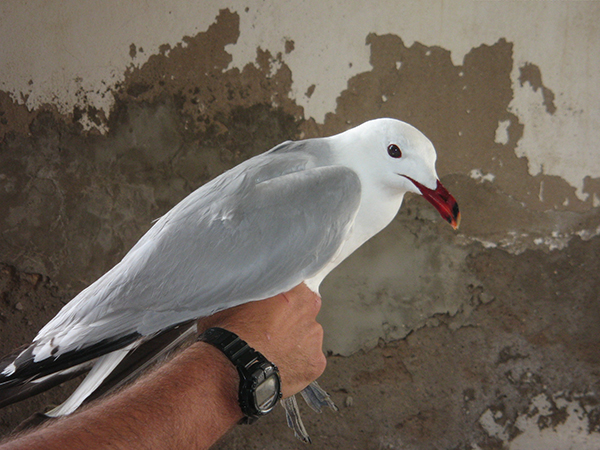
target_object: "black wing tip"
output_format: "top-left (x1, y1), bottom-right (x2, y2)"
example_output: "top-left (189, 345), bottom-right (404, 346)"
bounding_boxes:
top-left (0, 345), bottom-right (35, 383)
top-left (0, 363), bottom-right (92, 409)
top-left (0, 321), bottom-right (195, 410)
top-left (0, 332), bottom-right (141, 406)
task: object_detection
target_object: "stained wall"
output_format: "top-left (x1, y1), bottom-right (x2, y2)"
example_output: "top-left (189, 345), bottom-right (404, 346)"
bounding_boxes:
top-left (1, 2), bottom-right (599, 448)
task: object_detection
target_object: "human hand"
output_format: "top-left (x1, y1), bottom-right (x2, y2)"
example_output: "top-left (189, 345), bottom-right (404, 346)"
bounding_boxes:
top-left (197, 284), bottom-right (326, 398)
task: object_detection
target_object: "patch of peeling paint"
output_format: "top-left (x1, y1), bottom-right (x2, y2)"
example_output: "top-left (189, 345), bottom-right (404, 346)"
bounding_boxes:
top-left (1, 2), bottom-right (598, 203)
top-left (495, 119), bottom-right (511, 145)
top-left (1, 7), bottom-right (599, 270)
top-left (510, 62), bottom-right (600, 202)
top-left (479, 392), bottom-right (600, 450)
top-left (470, 169), bottom-right (495, 183)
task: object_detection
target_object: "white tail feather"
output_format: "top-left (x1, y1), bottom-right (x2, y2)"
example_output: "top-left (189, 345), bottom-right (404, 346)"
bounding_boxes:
top-left (46, 343), bottom-right (136, 417)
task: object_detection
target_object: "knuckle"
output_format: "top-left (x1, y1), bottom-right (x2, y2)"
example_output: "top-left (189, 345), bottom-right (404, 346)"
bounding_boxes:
top-left (306, 293), bottom-right (322, 318)
top-left (313, 351), bottom-right (327, 377)
top-left (313, 294), bottom-right (322, 313)
top-left (310, 322), bottom-right (324, 344)
top-left (316, 323), bottom-right (324, 340)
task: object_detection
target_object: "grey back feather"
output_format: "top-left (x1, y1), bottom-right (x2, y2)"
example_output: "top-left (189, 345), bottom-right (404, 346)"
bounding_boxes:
top-left (35, 139), bottom-right (362, 356)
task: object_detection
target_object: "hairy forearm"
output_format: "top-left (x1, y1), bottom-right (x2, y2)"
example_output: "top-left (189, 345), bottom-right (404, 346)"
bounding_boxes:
top-left (2, 284), bottom-right (326, 449)
top-left (3, 343), bottom-right (243, 450)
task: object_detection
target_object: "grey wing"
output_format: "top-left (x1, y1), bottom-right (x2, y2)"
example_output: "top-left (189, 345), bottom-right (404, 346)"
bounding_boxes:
top-left (34, 161), bottom-right (361, 356)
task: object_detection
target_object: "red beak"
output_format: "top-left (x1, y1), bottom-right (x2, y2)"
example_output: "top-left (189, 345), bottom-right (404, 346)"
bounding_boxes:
top-left (405, 177), bottom-right (461, 230)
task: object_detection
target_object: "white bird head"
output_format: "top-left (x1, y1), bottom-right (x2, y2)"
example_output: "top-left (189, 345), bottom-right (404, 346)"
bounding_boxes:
top-left (330, 118), bottom-right (460, 229)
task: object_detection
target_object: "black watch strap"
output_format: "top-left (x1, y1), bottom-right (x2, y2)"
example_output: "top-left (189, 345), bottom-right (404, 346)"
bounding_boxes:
top-left (198, 327), bottom-right (282, 422)
top-left (201, 327), bottom-right (261, 370)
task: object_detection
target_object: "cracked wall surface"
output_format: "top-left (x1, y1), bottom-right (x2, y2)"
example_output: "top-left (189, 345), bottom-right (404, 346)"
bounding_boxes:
top-left (1, 2), bottom-right (599, 448)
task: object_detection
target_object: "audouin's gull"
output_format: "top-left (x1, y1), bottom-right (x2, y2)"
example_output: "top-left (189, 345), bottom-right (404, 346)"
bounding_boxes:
top-left (0, 118), bottom-right (460, 441)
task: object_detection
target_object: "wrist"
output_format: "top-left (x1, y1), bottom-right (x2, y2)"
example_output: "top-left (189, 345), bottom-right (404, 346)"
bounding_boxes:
top-left (185, 341), bottom-right (245, 422)
top-left (198, 327), bottom-right (282, 423)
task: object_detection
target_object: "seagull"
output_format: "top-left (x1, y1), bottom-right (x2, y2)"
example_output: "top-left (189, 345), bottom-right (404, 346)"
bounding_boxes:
top-left (0, 118), bottom-right (459, 440)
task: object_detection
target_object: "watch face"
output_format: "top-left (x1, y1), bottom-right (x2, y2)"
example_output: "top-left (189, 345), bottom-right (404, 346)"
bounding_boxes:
top-left (254, 372), bottom-right (281, 411)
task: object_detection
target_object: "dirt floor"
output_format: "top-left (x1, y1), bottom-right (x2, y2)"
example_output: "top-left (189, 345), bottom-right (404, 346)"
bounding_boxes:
top-left (1, 233), bottom-right (599, 449)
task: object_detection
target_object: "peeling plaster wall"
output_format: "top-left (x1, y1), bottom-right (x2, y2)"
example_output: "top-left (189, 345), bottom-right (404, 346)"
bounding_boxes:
top-left (1, 1), bottom-right (599, 448)
top-left (1, 1), bottom-right (599, 200)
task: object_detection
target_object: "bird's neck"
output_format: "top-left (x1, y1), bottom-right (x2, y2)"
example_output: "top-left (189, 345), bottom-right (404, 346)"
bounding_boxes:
top-left (343, 181), bottom-right (405, 258)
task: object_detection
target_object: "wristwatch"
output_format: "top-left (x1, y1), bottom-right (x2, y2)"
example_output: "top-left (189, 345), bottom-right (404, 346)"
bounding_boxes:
top-left (199, 327), bottom-right (282, 423)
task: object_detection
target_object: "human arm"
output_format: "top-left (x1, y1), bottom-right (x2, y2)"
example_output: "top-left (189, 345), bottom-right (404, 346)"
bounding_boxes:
top-left (1, 283), bottom-right (326, 450)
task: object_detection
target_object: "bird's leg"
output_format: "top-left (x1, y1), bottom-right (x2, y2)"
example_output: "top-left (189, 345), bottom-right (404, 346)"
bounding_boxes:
top-left (300, 381), bottom-right (338, 413)
top-left (281, 395), bottom-right (311, 443)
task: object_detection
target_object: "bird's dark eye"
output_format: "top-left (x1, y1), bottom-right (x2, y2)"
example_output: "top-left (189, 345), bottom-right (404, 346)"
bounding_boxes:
top-left (387, 144), bottom-right (402, 158)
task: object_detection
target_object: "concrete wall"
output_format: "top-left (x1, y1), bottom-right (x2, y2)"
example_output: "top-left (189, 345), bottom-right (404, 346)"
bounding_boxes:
top-left (1, 1), bottom-right (599, 448)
